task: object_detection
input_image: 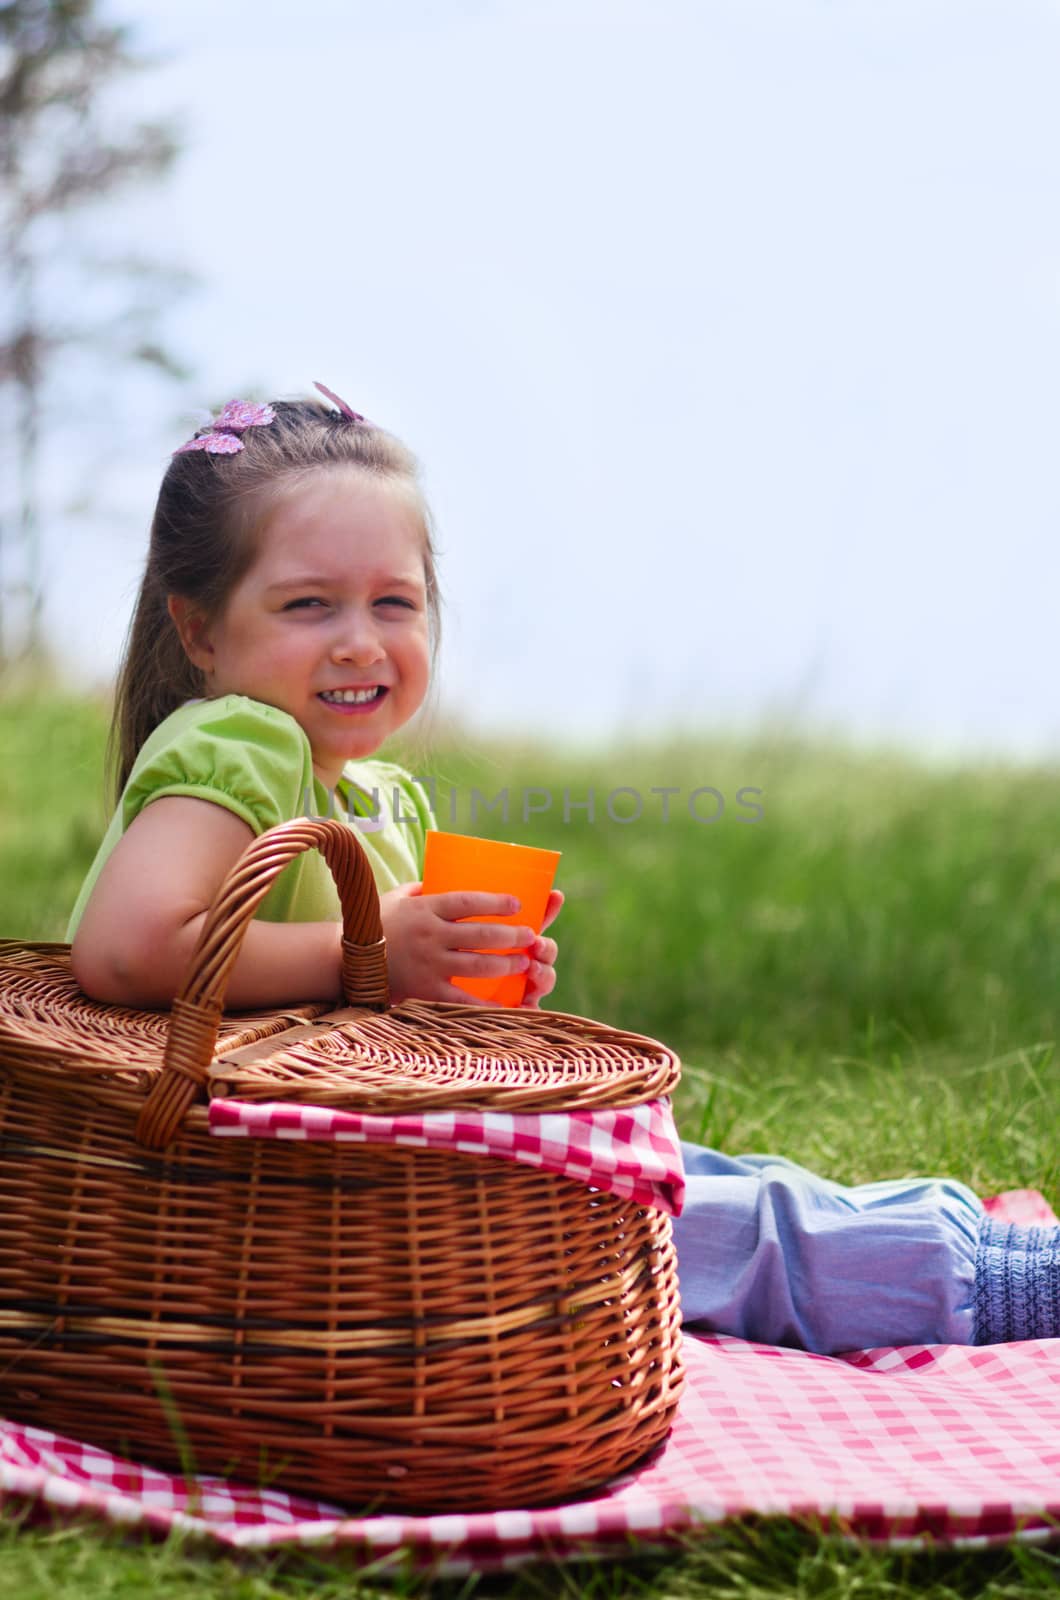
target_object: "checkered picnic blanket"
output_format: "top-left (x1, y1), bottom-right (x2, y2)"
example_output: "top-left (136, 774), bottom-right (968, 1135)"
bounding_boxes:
top-left (1, 1189), bottom-right (1056, 1568)
top-left (209, 1095), bottom-right (686, 1212)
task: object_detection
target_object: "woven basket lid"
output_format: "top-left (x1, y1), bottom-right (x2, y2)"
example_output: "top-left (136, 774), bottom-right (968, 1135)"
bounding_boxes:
top-left (208, 997), bottom-right (678, 1113)
top-left (0, 820), bottom-right (679, 1149)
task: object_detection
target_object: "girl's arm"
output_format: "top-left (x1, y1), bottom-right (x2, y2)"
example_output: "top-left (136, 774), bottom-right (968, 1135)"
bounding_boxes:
top-left (72, 796), bottom-right (543, 1011)
top-left (71, 796), bottom-right (346, 1009)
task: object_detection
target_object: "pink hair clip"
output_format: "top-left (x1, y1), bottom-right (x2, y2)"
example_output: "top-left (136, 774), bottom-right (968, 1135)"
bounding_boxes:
top-left (175, 399), bottom-right (276, 455)
top-left (313, 381), bottom-right (367, 423)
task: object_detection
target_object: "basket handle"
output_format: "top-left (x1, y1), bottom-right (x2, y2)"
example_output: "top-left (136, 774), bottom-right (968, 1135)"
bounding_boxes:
top-left (135, 817), bottom-right (387, 1152)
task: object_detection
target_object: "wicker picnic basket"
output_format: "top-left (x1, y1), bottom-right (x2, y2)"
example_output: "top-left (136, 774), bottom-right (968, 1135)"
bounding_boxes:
top-left (0, 818), bottom-right (684, 1511)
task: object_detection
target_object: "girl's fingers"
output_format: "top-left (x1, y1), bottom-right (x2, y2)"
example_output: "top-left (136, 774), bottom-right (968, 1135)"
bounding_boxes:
top-left (539, 890), bottom-right (565, 934)
top-left (520, 960), bottom-right (557, 1008)
top-left (447, 951), bottom-right (532, 980)
top-left (429, 891), bottom-right (520, 921)
top-left (441, 921), bottom-right (536, 952)
top-left (531, 935), bottom-right (558, 965)
top-left (532, 961), bottom-right (556, 994)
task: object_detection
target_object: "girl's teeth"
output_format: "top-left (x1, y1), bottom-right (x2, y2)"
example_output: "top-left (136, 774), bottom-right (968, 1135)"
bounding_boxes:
top-left (322, 688), bottom-right (380, 704)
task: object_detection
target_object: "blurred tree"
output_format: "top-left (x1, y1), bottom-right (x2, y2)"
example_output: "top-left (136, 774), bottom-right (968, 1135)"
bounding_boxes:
top-left (0, 0), bottom-right (185, 667)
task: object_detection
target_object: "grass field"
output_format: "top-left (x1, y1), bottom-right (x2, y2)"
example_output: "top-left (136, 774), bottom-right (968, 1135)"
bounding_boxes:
top-left (0, 692), bottom-right (1057, 1598)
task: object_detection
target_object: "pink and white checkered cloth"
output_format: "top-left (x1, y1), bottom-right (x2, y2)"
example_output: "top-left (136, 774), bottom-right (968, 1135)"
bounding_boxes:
top-left (209, 1096), bottom-right (686, 1214)
top-left (1, 1191), bottom-right (1057, 1568)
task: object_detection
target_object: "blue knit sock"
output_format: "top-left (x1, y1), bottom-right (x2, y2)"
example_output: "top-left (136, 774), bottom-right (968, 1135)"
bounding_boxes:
top-left (974, 1218), bottom-right (1060, 1343)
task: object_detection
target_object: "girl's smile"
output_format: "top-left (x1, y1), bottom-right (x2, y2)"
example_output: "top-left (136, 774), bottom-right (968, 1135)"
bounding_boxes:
top-left (171, 468), bottom-right (431, 785)
top-left (317, 685), bottom-right (393, 718)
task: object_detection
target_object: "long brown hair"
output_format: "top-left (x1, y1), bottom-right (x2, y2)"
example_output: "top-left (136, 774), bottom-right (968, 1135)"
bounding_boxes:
top-left (109, 397), bottom-right (440, 800)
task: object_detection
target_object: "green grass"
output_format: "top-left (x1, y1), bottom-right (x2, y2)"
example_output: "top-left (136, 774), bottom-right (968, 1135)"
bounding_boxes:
top-left (419, 729), bottom-right (1059, 1199)
top-left (0, 692), bottom-right (112, 938)
top-left (1, 1514), bottom-right (1059, 1600)
top-left (0, 692), bottom-right (1058, 1598)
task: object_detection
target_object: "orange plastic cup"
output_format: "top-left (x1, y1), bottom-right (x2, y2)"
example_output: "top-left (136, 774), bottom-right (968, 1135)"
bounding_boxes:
top-left (421, 831), bottom-right (562, 1006)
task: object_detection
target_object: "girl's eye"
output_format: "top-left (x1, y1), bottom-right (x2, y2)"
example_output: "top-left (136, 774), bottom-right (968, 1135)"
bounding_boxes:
top-left (282, 597), bottom-right (326, 611)
top-left (376, 596), bottom-right (416, 610)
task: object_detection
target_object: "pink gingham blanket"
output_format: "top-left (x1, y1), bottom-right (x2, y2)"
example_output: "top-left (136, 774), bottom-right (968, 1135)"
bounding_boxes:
top-left (209, 1095), bottom-right (686, 1214)
top-left (1, 1190), bottom-right (1057, 1568)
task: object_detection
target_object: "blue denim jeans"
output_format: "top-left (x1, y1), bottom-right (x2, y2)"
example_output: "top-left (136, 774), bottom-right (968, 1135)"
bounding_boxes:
top-left (672, 1144), bottom-right (982, 1353)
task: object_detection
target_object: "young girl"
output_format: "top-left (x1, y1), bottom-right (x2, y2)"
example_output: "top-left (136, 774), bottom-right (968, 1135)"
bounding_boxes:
top-left (68, 390), bottom-right (562, 1015)
top-left (68, 387), bottom-right (1058, 1356)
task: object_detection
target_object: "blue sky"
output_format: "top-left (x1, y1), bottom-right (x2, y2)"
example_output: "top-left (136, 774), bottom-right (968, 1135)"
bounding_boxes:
top-left (35, 0), bottom-right (1060, 754)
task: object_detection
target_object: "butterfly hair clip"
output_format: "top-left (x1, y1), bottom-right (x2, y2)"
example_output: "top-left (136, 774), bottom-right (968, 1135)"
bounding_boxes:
top-left (174, 399), bottom-right (277, 455)
top-left (313, 381), bottom-right (369, 424)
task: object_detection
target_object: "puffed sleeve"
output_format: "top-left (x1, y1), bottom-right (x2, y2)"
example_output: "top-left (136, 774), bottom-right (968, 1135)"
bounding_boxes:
top-left (122, 696), bottom-right (315, 837)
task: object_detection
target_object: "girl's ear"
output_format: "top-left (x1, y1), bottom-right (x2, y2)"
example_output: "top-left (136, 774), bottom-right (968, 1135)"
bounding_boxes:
top-left (167, 595), bottom-right (214, 673)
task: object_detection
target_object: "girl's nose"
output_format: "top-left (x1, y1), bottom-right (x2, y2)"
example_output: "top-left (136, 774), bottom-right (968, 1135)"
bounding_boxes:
top-left (332, 618), bottom-right (385, 667)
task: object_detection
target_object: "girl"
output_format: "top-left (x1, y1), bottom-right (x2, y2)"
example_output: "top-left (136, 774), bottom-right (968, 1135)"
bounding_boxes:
top-left (68, 390), bottom-right (563, 1015)
top-left (68, 386), bottom-right (1059, 1356)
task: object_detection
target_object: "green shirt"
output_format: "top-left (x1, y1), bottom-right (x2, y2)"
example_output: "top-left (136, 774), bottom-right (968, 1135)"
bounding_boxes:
top-left (66, 695), bottom-right (435, 939)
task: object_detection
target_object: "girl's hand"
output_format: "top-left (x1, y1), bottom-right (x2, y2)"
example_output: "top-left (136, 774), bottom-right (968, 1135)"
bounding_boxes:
top-left (520, 889), bottom-right (564, 1009)
top-left (380, 885), bottom-right (543, 1005)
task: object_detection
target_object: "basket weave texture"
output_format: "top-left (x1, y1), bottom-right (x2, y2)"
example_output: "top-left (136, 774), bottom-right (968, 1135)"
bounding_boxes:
top-left (0, 819), bottom-right (683, 1511)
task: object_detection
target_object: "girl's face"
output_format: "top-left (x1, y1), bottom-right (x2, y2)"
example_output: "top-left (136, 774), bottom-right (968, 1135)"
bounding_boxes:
top-left (174, 469), bottom-right (431, 787)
